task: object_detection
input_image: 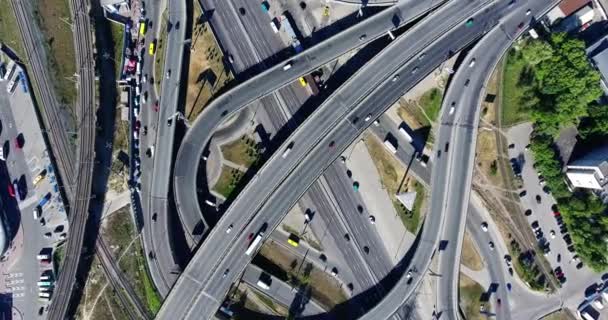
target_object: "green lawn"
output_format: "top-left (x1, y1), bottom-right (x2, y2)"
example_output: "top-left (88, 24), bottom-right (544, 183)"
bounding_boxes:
top-left (110, 22), bottom-right (124, 78)
top-left (221, 136), bottom-right (260, 168)
top-left (419, 88), bottom-right (442, 122)
top-left (33, 0), bottom-right (77, 108)
top-left (501, 49), bottom-right (533, 126)
top-left (0, 0), bottom-right (25, 59)
top-left (395, 182), bottom-right (425, 233)
top-left (53, 244), bottom-right (65, 274)
top-left (213, 166), bottom-right (244, 198)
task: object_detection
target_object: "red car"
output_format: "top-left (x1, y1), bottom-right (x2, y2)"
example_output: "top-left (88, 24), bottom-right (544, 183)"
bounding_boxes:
top-left (7, 183), bottom-right (15, 198)
top-left (135, 120), bottom-right (141, 131)
top-left (553, 211), bottom-right (561, 217)
top-left (153, 100), bottom-right (160, 112)
top-left (14, 136), bottom-right (22, 149)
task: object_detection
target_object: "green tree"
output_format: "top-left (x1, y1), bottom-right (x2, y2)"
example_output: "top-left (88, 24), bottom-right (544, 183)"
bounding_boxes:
top-left (522, 40), bottom-right (554, 65)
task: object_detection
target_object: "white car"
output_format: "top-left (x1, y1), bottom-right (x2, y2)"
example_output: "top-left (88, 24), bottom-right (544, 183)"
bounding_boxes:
top-left (481, 222), bottom-right (488, 232)
top-left (364, 114), bottom-right (372, 122)
top-left (549, 230), bottom-right (556, 238)
top-left (469, 58), bottom-right (476, 67)
top-left (226, 224), bottom-right (233, 233)
top-left (449, 106), bottom-right (455, 115)
top-left (369, 215), bottom-right (376, 224)
top-left (488, 241), bottom-right (495, 250)
top-left (142, 74), bottom-right (147, 83)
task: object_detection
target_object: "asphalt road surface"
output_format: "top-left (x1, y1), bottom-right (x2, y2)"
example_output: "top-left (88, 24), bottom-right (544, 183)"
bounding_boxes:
top-left (174, 0), bottom-right (445, 245)
top-left (432, 1), bottom-right (561, 319)
top-left (160, 1), bottom-right (507, 318)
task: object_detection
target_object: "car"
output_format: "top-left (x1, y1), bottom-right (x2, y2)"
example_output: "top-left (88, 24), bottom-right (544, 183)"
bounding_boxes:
top-left (573, 255), bottom-right (581, 263)
top-left (34, 207), bottom-right (41, 220)
top-left (535, 195), bottom-right (541, 204)
top-left (469, 58), bottom-right (476, 67)
top-left (226, 224), bottom-right (233, 233)
top-left (40, 217), bottom-right (46, 226)
top-left (328, 141), bottom-right (335, 148)
top-left (282, 62), bottom-right (292, 71)
top-left (38, 307), bottom-right (44, 316)
top-left (464, 79), bottom-right (470, 86)
top-left (497, 298), bottom-right (501, 306)
top-left (44, 232), bottom-right (52, 239)
top-left (298, 77), bottom-right (307, 87)
top-left (7, 183), bottom-right (14, 198)
top-left (331, 267), bottom-right (338, 276)
top-left (369, 215), bottom-right (375, 224)
top-left (504, 255), bottom-right (512, 267)
top-left (323, 6), bottom-right (330, 17)
top-left (526, 9), bottom-right (532, 16)
top-left (507, 283), bottom-right (512, 291)
top-left (517, 22), bottom-right (525, 31)
top-left (524, 209), bottom-right (532, 216)
top-left (392, 75), bottom-right (400, 82)
top-left (344, 233), bottom-right (350, 241)
top-left (531, 220), bottom-right (539, 230)
top-left (449, 106), bottom-right (455, 115)
top-left (465, 18), bottom-right (474, 27)
top-left (223, 269), bottom-right (229, 278)
top-left (153, 100), bottom-right (159, 112)
top-left (411, 67), bottom-right (419, 74)
top-left (152, 213), bottom-right (157, 222)
top-left (557, 254), bottom-right (561, 263)
top-left (576, 262), bottom-right (584, 269)
top-left (247, 233), bottom-right (254, 241)
top-left (553, 210), bottom-right (561, 217)
top-left (347, 283), bottom-right (354, 291)
top-left (508, 267), bottom-right (513, 276)
top-left (363, 246), bottom-right (369, 254)
top-left (543, 186), bottom-right (551, 194)
top-left (166, 70), bottom-right (171, 79)
top-left (567, 244), bottom-right (576, 252)
top-left (364, 114), bottom-right (372, 122)
top-left (239, 7), bottom-right (246, 15)
top-left (550, 230), bottom-right (556, 238)
top-left (519, 190), bottom-right (527, 197)
top-left (149, 42), bottom-right (155, 55)
top-left (227, 55), bottom-right (234, 64)
top-left (418, 53), bottom-right (426, 60)
top-left (481, 222), bottom-right (488, 232)
top-left (142, 74), bottom-right (147, 83)
top-left (488, 241), bottom-right (495, 250)
top-left (359, 34), bottom-right (367, 41)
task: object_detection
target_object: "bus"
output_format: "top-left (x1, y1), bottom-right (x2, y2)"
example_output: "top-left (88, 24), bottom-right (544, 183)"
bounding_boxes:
top-left (139, 20), bottom-right (146, 35)
top-left (3, 61), bottom-right (15, 81)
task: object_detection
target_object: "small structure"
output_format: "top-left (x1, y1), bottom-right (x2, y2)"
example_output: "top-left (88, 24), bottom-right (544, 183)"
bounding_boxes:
top-left (545, 0), bottom-right (597, 33)
top-left (396, 192), bottom-right (417, 211)
top-left (566, 144), bottom-right (608, 192)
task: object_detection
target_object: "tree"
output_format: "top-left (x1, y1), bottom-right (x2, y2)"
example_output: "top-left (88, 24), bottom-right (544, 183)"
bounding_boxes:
top-left (579, 103), bottom-right (608, 138)
top-left (522, 40), bottom-right (554, 65)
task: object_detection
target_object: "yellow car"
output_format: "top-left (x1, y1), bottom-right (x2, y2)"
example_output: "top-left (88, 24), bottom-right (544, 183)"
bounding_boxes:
top-left (298, 77), bottom-right (307, 87)
top-left (287, 234), bottom-right (300, 247)
top-left (149, 42), bottom-right (155, 56)
top-left (323, 6), bottom-right (330, 17)
top-left (33, 170), bottom-right (47, 186)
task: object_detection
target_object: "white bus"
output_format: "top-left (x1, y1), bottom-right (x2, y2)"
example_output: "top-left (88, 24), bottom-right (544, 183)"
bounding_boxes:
top-left (245, 233), bottom-right (264, 256)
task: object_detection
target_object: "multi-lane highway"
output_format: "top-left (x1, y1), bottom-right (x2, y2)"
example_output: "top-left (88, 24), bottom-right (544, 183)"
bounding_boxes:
top-left (174, 0), bottom-right (445, 244)
top-left (160, 1), bottom-right (518, 318)
top-left (141, 0), bottom-right (188, 296)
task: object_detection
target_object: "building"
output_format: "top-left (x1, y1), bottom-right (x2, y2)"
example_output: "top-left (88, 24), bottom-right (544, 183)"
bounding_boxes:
top-left (566, 144), bottom-right (608, 191)
top-left (545, 0), bottom-right (597, 33)
top-left (546, 0), bottom-right (592, 23)
top-left (587, 34), bottom-right (608, 91)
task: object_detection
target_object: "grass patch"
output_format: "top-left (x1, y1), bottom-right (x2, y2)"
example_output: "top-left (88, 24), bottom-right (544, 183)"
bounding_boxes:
top-left (53, 244), bottom-right (65, 274)
top-left (419, 88), bottom-right (442, 122)
top-left (257, 241), bottom-right (347, 309)
top-left (365, 134), bottom-right (425, 233)
top-left (109, 22), bottom-right (124, 78)
top-left (221, 135), bottom-right (260, 168)
top-left (461, 231), bottom-right (483, 271)
top-left (154, 10), bottom-right (168, 93)
top-left (501, 49), bottom-right (532, 126)
top-left (185, 5), bottom-right (234, 121)
top-left (0, 0), bottom-right (26, 59)
top-left (103, 205), bottom-right (162, 314)
top-left (32, 0), bottom-right (77, 107)
top-left (213, 165), bottom-right (244, 198)
top-left (459, 273), bottom-right (487, 320)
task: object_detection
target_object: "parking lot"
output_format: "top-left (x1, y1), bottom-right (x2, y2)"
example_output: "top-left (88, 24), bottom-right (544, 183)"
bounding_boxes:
top-left (0, 54), bottom-right (68, 318)
top-left (506, 123), bottom-right (599, 306)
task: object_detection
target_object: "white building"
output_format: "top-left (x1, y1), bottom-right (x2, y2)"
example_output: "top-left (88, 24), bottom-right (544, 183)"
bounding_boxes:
top-left (566, 145), bottom-right (608, 190)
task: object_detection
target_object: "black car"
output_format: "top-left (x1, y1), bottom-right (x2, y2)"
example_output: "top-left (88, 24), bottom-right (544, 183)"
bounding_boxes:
top-left (524, 209), bottom-right (532, 216)
top-left (531, 220), bottom-right (540, 230)
top-left (519, 190), bottom-right (527, 197)
top-left (535, 195), bottom-right (542, 204)
top-left (567, 244), bottom-right (576, 253)
top-left (576, 262), bottom-right (584, 269)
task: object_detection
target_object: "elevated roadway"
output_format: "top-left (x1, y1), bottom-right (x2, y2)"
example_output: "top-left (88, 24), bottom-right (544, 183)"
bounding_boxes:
top-left (141, 0), bottom-right (188, 296)
top-left (432, 1), bottom-right (560, 319)
top-left (161, 1), bottom-right (514, 318)
top-left (174, 0), bottom-right (446, 244)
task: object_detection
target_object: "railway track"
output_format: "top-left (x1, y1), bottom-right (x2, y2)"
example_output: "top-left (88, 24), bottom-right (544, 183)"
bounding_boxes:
top-left (96, 237), bottom-right (151, 320)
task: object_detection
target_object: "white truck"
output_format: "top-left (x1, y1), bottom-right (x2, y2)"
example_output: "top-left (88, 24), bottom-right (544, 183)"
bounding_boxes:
top-left (398, 123), bottom-right (414, 143)
top-left (245, 232), bottom-right (264, 256)
top-left (383, 139), bottom-right (397, 154)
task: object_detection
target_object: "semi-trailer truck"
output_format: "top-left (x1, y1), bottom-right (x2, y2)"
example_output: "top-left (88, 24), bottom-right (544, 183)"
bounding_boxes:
top-left (245, 232), bottom-right (264, 256)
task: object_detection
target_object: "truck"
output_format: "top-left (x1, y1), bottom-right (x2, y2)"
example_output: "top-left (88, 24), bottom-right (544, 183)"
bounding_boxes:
top-left (38, 193), bottom-right (52, 208)
top-left (245, 232), bottom-right (264, 256)
top-left (398, 123), bottom-right (413, 143)
top-left (383, 139), bottom-right (397, 154)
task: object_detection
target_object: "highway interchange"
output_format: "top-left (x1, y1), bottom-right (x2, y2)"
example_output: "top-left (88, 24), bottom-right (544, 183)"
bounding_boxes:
top-left (157, 0), bottom-right (564, 318)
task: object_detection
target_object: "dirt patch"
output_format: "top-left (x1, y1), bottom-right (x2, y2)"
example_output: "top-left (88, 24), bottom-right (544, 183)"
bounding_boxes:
top-left (213, 165), bottom-right (244, 199)
top-left (257, 241), bottom-right (347, 309)
top-left (459, 273), bottom-right (488, 320)
top-left (221, 135), bottom-right (260, 168)
top-left (461, 231), bottom-right (484, 271)
top-left (185, 3), bottom-right (234, 121)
